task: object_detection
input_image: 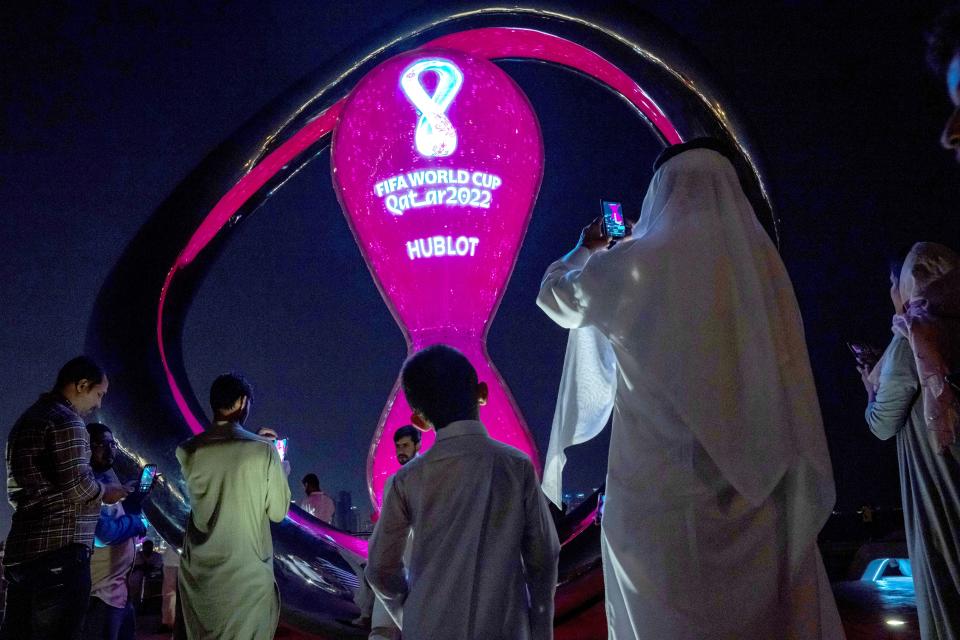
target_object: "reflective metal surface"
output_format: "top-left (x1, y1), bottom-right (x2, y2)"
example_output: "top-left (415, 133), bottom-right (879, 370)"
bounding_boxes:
top-left (86, 4), bottom-right (772, 636)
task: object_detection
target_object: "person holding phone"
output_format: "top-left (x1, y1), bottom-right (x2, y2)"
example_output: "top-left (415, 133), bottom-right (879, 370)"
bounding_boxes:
top-left (536, 138), bottom-right (843, 639)
top-left (860, 242), bottom-right (960, 639)
top-left (177, 373), bottom-right (291, 640)
top-left (82, 422), bottom-right (145, 640)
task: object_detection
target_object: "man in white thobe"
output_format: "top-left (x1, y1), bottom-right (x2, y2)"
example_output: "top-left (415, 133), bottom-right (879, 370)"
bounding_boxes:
top-left (366, 345), bottom-right (560, 640)
top-left (537, 140), bottom-right (845, 639)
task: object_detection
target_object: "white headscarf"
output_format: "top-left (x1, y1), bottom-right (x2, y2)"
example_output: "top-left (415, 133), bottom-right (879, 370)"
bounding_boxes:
top-left (544, 148), bottom-right (835, 545)
top-left (893, 242), bottom-right (960, 453)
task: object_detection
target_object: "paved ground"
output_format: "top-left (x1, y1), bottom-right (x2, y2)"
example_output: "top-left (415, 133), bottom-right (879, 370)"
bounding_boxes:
top-left (135, 578), bottom-right (923, 639)
top-left (134, 612), bottom-right (171, 640)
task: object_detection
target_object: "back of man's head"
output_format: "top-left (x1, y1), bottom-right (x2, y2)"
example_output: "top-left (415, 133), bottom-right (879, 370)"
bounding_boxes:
top-left (401, 345), bottom-right (479, 430)
top-left (302, 473), bottom-right (320, 490)
top-left (55, 356), bottom-right (104, 391)
top-left (209, 373), bottom-right (253, 415)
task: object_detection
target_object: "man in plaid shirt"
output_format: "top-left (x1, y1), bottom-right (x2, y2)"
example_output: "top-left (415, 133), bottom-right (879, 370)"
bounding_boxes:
top-left (1, 356), bottom-right (130, 640)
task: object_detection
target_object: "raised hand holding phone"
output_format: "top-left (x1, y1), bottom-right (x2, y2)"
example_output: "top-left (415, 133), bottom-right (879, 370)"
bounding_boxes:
top-left (601, 199), bottom-right (627, 239)
top-left (273, 438), bottom-right (288, 462)
top-left (580, 217), bottom-right (608, 251)
top-left (123, 463), bottom-right (157, 517)
top-left (137, 464), bottom-right (158, 494)
top-left (846, 341), bottom-right (882, 371)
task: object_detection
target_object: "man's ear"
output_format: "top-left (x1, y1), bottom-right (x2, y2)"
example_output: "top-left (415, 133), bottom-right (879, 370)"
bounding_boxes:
top-left (76, 379), bottom-right (92, 393)
top-left (410, 412), bottom-right (431, 432)
top-left (476, 381), bottom-right (489, 406)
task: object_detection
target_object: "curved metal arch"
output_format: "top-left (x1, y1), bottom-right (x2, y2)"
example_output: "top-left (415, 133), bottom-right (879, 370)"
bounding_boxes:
top-left (86, 5), bottom-right (773, 637)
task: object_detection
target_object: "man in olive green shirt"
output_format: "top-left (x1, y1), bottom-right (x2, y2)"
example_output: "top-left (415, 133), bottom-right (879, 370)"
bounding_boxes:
top-left (176, 374), bottom-right (291, 640)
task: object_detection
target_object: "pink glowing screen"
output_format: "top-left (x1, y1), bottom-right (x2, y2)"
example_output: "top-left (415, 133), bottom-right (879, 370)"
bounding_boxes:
top-left (331, 48), bottom-right (544, 508)
top-left (157, 28), bottom-right (682, 532)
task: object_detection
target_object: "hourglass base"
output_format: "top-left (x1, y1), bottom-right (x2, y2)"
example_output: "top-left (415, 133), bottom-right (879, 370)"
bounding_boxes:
top-left (367, 337), bottom-right (541, 510)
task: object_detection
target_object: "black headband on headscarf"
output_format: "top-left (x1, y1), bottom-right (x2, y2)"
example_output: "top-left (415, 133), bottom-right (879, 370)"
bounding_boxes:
top-left (652, 137), bottom-right (736, 172)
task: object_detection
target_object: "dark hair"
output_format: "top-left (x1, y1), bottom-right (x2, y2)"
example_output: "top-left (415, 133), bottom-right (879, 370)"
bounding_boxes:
top-left (86, 422), bottom-right (112, 440)
top-left (302, 473), bottom-right (319, 487)
top-left (209, 373), bottom-right (253, 413)
top-left (393, 425), bottom-right (421, 445)
top-left (55, 356), bottom-right (105, 390)
top-left (401, 345), bottom-right (479, 429)
top-left (927, 5), bottom-right (960, 76)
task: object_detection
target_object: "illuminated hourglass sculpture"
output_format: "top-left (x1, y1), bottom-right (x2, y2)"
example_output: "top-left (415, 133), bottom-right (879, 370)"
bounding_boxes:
top-left (331, 48), bottom-right (544, 509)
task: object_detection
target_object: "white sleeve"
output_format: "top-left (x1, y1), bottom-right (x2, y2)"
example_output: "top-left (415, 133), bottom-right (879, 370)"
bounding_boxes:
top-left (536, 246), bottom-right (604, 329)
top-left (365, 477), bottom-right (410, 628)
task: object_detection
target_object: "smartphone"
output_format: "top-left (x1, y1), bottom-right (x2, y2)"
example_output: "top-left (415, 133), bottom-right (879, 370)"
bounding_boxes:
top-left (845, 341), bottom-right (862, 359)
top-left (846, 341), bottom-right (880, 369)
top-left (274, 437), bottom-right (288, 462)
top-left (137, 464), bottom-right (158, 494)
top-left (600, 200), bottom-right (627, 239)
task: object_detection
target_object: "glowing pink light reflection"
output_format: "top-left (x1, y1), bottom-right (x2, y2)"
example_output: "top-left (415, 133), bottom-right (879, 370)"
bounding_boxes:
top-left (156, 28), bottom-right (682, 536)
top-left (288, 511), bottom-right (369, 558)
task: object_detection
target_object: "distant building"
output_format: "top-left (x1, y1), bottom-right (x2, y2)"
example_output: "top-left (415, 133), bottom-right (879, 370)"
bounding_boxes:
top-left (336, 490), bottom-right (358, 531)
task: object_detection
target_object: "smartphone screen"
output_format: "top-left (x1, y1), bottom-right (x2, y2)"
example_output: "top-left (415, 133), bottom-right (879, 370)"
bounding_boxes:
top-left (138, 464), bottom-right (158, 494)
top-left (601, 200), bottom-right (626, 238)
top-left (274, 438), bottom-right (288, 462)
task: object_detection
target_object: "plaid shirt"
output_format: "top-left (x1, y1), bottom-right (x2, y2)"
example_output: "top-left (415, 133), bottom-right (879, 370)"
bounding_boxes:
top-left (4, 393), bottom-right (104, 565)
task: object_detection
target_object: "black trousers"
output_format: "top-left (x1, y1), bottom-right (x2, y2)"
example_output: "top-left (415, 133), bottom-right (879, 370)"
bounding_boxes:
top-left (82, 597), bottom-right (135, 640)
top-left (0, 543), bottom-right (92, 640)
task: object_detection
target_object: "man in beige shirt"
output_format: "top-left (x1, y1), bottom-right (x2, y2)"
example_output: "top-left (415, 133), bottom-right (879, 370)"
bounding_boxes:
top-left (366, 345), bottom-right (559, 640)
top-left (176, 373), bottom-right (291, 640)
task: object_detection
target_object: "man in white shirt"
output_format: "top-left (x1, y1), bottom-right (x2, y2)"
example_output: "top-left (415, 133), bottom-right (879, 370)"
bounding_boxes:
top-left (366, 345), bottom-right (559, 640)
top-left (298, 473), bottom-right (335, 524)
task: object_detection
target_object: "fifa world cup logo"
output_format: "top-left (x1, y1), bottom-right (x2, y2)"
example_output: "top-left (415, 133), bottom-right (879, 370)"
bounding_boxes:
top-left (400, 59), bottom-right (463, 158)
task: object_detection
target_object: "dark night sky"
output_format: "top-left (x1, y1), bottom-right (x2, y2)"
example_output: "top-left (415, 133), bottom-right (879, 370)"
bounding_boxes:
top-left (2, 1), bottom-right (960, 536)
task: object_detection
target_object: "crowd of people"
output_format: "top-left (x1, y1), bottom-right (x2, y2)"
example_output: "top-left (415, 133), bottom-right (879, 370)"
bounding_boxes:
top-left (4, 6), bottom-right (960, 640)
